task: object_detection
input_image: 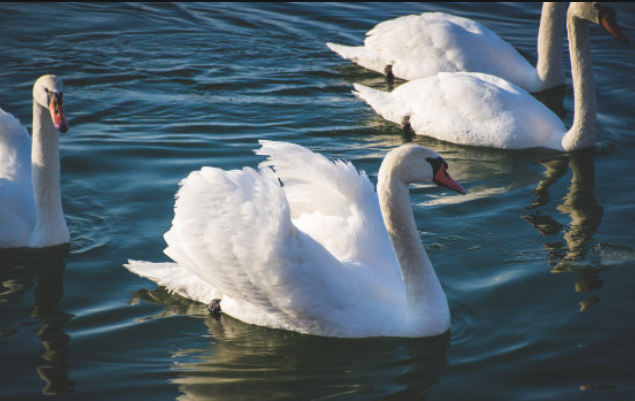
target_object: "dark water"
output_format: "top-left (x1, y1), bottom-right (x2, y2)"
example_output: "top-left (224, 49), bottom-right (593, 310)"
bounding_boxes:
top-left (1, 2), bottom-right (635, 400)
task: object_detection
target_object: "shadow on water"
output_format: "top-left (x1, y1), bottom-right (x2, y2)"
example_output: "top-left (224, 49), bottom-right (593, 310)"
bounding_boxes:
top-left (132, 287), bottom-right (451, 401)
top-left (0, 245), bottom-right (74, 395)
top-left (533, 84), bottom-right (567, 119)
top-left (522, 148), bottom-right (606, 311)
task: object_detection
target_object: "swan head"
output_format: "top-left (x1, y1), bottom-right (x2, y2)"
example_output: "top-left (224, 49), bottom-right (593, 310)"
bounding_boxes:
top-left (380, 145), bottom-right (466, 195)
top-left (33, 74), bottom-right (69, 133)
top-left (570, 2), bottom-right (629, 43)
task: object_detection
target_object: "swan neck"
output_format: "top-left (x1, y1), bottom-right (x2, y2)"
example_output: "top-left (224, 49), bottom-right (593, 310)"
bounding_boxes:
top-left (535, 2), bottom-right (566, 89)
top-left (377, 163), bottom-right (448, 323)
top-left (562, 11), bottom-right (597, 151)
top-left (29, 100), bottom-right (68, 247)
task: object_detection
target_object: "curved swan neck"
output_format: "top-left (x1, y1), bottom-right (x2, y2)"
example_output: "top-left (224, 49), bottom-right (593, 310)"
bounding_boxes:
top-left (377, 160), bottom-right (449, 323)
top-left (561, 9), bottom-right (597, 152)
top-left (29, 100), bottom-right (68, 247)
top-left (535, 2), bottom-right (567, 88)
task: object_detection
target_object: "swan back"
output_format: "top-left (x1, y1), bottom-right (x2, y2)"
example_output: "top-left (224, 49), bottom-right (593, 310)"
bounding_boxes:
top-left (353, 73), bottom-right (566, 150)
top-left (328, 4), bottom-right (567, 92)
top-left (0, 109), bottom-right (35, 246)
top-left (369, 13), bottom-right (532, 83)
top-left (0, 109), bottom-right (31, 183)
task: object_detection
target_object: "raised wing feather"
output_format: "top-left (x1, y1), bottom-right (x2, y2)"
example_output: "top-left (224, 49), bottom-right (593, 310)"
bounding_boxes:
top-left (256, 140), bottom-right (399, 275)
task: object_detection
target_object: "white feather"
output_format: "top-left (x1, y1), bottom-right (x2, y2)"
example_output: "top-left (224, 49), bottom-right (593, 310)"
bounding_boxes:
top-left (0, 74), bottom-right (69, 248)
top-left (352, 3), bottom-right (620, 152)
top-left (126, 141), bottom-right (461, 338)
top-left (0, 109), bottom-right (35, 246)
top-left (328, 5), bottom-right (567, 93)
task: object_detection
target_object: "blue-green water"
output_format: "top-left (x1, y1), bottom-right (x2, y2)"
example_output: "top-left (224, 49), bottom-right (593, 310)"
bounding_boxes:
top-left (1, 2), bottom-right (634, 400)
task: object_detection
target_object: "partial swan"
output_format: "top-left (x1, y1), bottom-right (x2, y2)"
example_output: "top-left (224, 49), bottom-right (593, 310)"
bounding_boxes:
top-left (0, 75), bottom-right (70, 249)
top-left (352, 2), bottom-right (628, 152)
top-left (327, 3), bottom-right (567, 93)
top-left (126, 141), bottom-right (466, 338)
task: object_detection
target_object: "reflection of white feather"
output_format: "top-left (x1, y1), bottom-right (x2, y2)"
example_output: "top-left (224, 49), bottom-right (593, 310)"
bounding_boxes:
top-left (127, 141), bottom-right (465, 338)
top-left (328, 4), bottom-right (566, 92)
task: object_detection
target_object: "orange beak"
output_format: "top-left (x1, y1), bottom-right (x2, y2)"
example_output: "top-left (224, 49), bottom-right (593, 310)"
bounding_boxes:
top-left (601, 10), bottom-right (629, 44)
top-left (48, 94), bottom-right (69, 133)
top-left (434, 165), bottom-right (466, 195)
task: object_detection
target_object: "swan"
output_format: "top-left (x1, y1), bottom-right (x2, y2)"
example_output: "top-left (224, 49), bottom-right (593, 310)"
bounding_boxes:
top-left (327, 3), bottom-right (567, 93)
top-left (352, 2), bottom-right (628, 152)
top-left (126, 141), bottom-right (466, 338)
top-left (0, 75), bottom-right (70, 249)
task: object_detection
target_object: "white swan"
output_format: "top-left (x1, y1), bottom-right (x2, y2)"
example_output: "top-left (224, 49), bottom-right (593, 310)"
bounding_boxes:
top-left (126, 141), bottom-right (466, 338)
top-left (352, 2), bottom-right (628, 152)
top-left (327, 3), bottom-right (567, 93)
top-left (0, 75), bottom-right (70, 249)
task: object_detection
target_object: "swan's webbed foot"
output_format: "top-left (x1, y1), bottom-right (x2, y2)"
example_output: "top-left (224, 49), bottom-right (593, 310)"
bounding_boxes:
top-left (384, 64), bottom-right (395, 85)
top-left (208, 299), bottom-right (222, 319)
top-left (402, 115), bottom-right (414, 142)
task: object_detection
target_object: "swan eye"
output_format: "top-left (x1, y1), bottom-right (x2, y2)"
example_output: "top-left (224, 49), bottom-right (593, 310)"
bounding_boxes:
top-left (425, 157), bottom-right (447, 176)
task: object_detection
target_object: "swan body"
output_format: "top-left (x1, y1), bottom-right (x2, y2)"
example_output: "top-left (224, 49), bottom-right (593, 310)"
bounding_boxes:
top-left (0, 75), bottom-right (69, 249)
top-left (353, 2), bottom-right (628, 152)
top-left (126, 141), bottom-right (466, 338)
top-left (327, 3), bottom-right (567, 93)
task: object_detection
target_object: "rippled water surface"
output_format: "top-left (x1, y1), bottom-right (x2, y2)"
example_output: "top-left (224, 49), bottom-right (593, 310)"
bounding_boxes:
top-left (1, 2), bottom-right (635, 400)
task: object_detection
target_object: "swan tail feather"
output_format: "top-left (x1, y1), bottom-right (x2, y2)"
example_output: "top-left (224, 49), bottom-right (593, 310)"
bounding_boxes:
top-left (125, 260), bottom-right (218, 304)
top-left (353, 84), bottom-right (407, 125)
top-left (327, 42), bottom-right (390, 75)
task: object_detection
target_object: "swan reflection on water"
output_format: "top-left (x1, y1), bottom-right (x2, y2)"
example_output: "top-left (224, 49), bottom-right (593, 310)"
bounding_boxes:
top-left (131, 287), bottom-right (450, 401)
top-left (522, 148), bottom-right (606, 311)
top-left (0, 246), bottom-right (73, 395)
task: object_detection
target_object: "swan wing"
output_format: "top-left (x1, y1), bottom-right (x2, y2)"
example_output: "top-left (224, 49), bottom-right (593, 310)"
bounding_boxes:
top-left (155, 157), bottom-right (388, 334)
top-left (256, 140), bottom-right (400, 276)
top-left (127, 142), bottom-right (405, 335)
top-left (0, 108), bottom-right (32, 183)
top-left (0, 108), bottom-right (35, 246)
